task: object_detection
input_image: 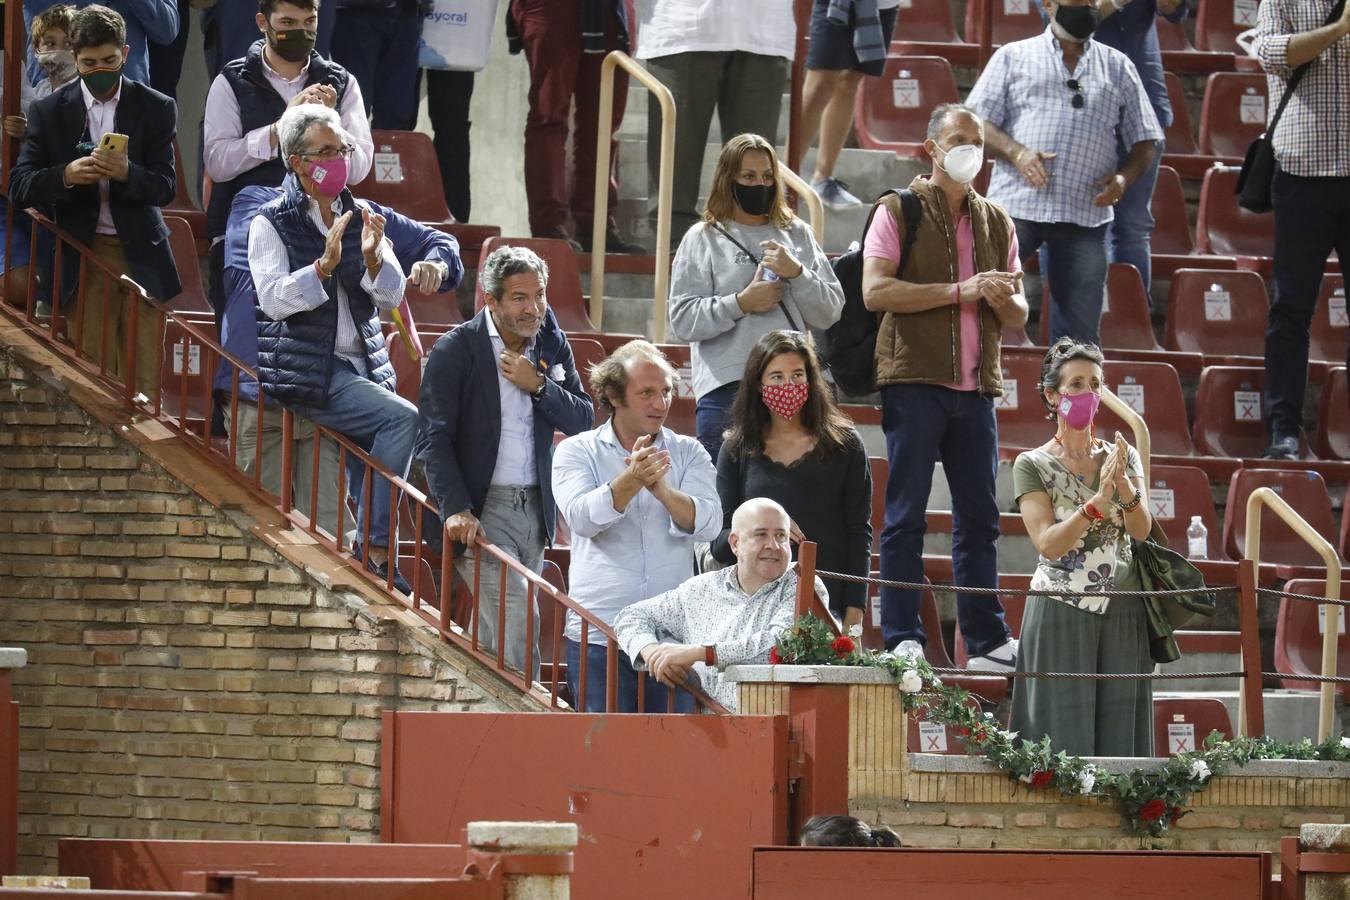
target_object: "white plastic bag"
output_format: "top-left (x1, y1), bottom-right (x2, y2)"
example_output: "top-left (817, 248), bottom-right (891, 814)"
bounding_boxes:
top-left (419, 0), bottom-right (502, 72)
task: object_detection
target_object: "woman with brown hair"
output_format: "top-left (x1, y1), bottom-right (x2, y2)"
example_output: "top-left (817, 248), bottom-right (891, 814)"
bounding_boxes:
top-left (710, 330), bottom-right (871, 629)
top-left (668, 133), bottom-right (843, 464)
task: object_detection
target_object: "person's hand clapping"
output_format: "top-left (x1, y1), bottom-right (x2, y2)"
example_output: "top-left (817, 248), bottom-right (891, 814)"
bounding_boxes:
top-left (1091, 444), bottom-right (1125, 511)
top-left (624, 433), bottom-right (672, 489)
top-left (759, 239), bottom-right (803, 279)
top-left (736, 266), bottom-right (784, 314)
top-left (317, 210), bottom-right (352, 277)
top-left (360, 206), bottom-right (386, 272)
top-left (1110, 431), bottom-right (1135, 497)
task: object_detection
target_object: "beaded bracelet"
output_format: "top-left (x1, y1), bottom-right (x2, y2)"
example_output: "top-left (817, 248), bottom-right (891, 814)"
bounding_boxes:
top-left (1118, 489), bottom-right (1143, 512)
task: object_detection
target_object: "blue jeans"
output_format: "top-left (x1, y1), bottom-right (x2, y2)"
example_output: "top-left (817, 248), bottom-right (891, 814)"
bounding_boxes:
top-left (1264, 170), bottom-right (1350, 440)
top-left (292, 359), bottom-right (418, 549)
top-left (1017, 219), bottom-right (1109, 346)
top-left (566, 639), bottom-right (696, 713)
top-left (1106, 140), bottom-right (1162, 293)
top-left (330, 6), bottom-right (423, 130)
top-left (878, 384), bottom-right (1009, 656)
top-left (695, 380), bottom-right (739, 463)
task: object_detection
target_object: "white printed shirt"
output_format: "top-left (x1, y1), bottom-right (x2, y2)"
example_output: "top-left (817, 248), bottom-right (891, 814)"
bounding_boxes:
top-left (635, 0), bottom-right (796, 61)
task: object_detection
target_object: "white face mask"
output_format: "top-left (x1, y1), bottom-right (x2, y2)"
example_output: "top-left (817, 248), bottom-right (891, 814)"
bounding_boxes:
top-left (937, 142), bottom-right (984, 184)
top-left (36, 49), bottom-right (77, 86)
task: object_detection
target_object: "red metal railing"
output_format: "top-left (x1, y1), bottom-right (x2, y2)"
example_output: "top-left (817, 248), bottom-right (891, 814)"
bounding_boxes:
top-left (0, 205), bottom-right (724, 715)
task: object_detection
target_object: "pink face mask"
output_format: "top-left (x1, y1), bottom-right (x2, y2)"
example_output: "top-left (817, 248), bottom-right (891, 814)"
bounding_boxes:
top-left (761, 382), bottom-right (809, 420)
top-left (1057, 390), bottom-right (1100, 430)
top-left (308, 157), bottom-right (349, 198)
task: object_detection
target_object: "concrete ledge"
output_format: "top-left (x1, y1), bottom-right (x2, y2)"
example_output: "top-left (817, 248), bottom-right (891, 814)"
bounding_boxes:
top-left (0, 649), bottom-right (26, 669)
top-left (724, 664), bottom-right (898, 685)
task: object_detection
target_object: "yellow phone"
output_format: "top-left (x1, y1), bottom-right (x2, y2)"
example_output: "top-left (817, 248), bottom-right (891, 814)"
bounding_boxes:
top-left (98, 132), bottom-right (128, 154)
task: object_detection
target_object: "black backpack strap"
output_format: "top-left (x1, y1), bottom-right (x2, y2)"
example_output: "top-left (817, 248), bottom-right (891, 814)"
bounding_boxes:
top-left (863, 188), bottom-right (923, 278)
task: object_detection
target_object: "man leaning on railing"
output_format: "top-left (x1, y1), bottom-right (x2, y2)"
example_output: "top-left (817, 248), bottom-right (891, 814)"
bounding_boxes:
top-left (614, 497), bottom-right (819, 711)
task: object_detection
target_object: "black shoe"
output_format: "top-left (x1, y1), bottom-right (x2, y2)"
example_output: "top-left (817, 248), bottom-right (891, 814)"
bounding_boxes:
top-left (576, 226), bottom-right (646, 255)
top-left (534, 225), bottom-right (583, 253)
top-left (363, 554), bottom-right (412, 595)
top-left (1262, 435), bottom-right (1299, 460)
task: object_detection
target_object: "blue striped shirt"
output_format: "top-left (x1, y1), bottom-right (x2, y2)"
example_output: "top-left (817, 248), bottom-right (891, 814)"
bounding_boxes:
top-left (967, 28), bottom-right (1163, 228)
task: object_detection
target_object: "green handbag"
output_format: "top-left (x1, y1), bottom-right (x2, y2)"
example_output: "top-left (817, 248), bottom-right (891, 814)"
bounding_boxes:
top-left (1133, 522), bottom-right (1218, 664)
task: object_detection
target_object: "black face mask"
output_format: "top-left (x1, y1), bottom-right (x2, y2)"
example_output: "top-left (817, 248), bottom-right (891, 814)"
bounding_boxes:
top-left (267, 26), bottom-right (317, 62)
top-left (1054, 4), bottom-right (1100, 41)
top-left (733, 183), bottom-right (775, 217)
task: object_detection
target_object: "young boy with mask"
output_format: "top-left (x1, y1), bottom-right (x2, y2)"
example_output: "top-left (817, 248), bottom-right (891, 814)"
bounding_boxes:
top-left (10, 4), bottom-right (181, 393)
top-left (202, 0), bottom-right (372, 331)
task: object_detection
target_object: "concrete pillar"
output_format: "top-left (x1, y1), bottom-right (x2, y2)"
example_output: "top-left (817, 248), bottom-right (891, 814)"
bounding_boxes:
top-left (1300, 823), bottom-right (1350, 900)
top-left (0, 648), bottom-right (28, 877)
top-left (466, 820), bottom-right (578, 900)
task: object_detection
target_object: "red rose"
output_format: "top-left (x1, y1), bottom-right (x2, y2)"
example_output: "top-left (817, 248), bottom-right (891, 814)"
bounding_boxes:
top-left (1169, 807), bottom-right (1184, 825)
top-left (1139, 799), bottom-right (1167, 822)
top-left (831, 636), bottom-right (855, 656)
top-left (1030, 770), bottom-right (1054, 788)
top-left (957, 727), bottom-right (971, 738)
top-left (768, 647), bottom-right (783, 665)
top-left (974, 728), bottom-right (989, 744)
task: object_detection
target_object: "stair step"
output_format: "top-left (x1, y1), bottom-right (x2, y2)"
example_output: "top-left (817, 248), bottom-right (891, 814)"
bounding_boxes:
top-left (1153, 689), bottom-right (1344, 744)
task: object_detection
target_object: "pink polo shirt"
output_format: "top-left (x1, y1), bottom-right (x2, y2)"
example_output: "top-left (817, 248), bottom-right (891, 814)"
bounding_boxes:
top-left (864, 206), bottom-right (1021, 392)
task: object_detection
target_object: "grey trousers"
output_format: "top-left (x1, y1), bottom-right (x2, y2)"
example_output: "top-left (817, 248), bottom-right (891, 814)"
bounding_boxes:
top-left (455, 485), bottom-right (545, 680)
top-left (225, 402), bottom-right (345, 540)
top-left (645, 51), bottom-right (790, 240)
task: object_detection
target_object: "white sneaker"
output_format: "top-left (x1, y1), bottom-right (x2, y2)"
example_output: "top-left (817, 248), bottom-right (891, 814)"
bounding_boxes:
top-left (966, 638), bottom-right (1018, 672)
top-left (892, 639), bottom-right (924, 660)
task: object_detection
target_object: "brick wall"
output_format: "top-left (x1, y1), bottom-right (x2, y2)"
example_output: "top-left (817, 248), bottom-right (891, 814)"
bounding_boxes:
top-left (0, 341), bottom-right (528, 874)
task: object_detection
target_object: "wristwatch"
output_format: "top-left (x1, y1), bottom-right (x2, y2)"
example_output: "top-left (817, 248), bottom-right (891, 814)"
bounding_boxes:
top-left (530, 377), bottom-right (547, 400)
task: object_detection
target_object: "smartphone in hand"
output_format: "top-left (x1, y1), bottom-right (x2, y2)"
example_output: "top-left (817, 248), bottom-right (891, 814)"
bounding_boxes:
top-left (98, 132), bottom-right (128, 154)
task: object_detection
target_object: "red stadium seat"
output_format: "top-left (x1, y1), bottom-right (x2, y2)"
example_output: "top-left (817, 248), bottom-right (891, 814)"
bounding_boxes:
top-left (1195, 166), bottom-right (1274, 264)
top-left (403, 282), bottom-right (465, 331)
top-left (1147, 464), bottom-right (1221, 557)
top-left (1274, 579), bottom-right (1350, 701)
top-left (1162, 72), bottom-right (1201, 157)
top-left (890, 0), bottom-right (979, 66)
top-left (167, 140), bottom-right (206, 239)
top-left (1223, 468), bottom-right (1339, 567)
top-left (396, 555), bottom-right (439, 610)
top-left (964, 0), bottom-right (1045, 46)
top-left (1164, 268), bottom-right (1268, 360)
top-left (1197, 73), bottom-right (1267, 162)
top-left (1097, 360), bottom-right (1194, 456)
top-left (994, 348), bottom-right (1052, 456)
top-left (1316, 367), bottom-right (1350, 461)
top-left (869, 456), bottom-right (887, 555)
top-left (568, 337), bottom-right (608, 426)
top-left (666, 396), bottom-right (697, 437)
top-left (1151, 165), bottom-right (1195, 256)
top-left (1309, 275), bottom-right (1348, 364)
top-left (165, 216), bottom-right (210, 314)
top-left (854, 56), bottom-right (959, 158)
top-left (350, 130), bottom-right (453, 225)
top-left (1100, 263), bottom-right (1162, 351)
top-left (1152, 697), bottom-right (1233, 756)
top-left (1191, 365), bottom-right (1268, 458)
top-left (1157, 17), bottom-right (1235, 73)
top-left (159, 318), bottom-right (213, 430)
top-left (1194, 0), bottom-right (1264, 70)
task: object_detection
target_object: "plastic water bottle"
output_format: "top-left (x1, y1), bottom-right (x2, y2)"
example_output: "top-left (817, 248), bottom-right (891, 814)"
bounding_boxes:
top-left (760, 266), bottom-right (780, 283)
top-left (1187, 516), bottom-right (1208, 560)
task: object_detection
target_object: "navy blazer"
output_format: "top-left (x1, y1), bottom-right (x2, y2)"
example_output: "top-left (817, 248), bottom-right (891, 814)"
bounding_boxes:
top-left (10, 78), bottom-right (181, 307)
top-left (417, 308), bottom-right (594, 553)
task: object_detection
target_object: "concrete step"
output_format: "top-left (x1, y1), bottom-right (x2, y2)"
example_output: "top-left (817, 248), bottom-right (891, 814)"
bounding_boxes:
top-left (1153, 689), bottom-right (1344, 745)
top-left (1156, 648), bottom-right (1242, 694)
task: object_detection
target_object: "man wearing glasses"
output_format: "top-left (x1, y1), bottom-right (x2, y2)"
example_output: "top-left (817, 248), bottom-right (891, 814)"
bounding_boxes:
top-left (965, 0), bottom-right (1161, 345)
top-left (247, 102), bottom-right (417, 591)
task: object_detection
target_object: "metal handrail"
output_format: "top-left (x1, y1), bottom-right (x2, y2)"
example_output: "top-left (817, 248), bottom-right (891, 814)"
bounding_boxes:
top-left (590, 50), bottom-right (675, 341)
top-left (1099, 386), bottom-right (1152, 485)
top-left (1243, 487), bottom-right (1342, 741)
top-left (776, 164), bottom-right (825, 247)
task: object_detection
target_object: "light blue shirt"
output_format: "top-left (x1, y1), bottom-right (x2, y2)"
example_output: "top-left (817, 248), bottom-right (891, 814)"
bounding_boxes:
top-left (966, 28), bottom-right (1162, 229)
top-left (552, 421), bottom-right (722, 644)
top-left (485, 310), bottom-right (538, 486)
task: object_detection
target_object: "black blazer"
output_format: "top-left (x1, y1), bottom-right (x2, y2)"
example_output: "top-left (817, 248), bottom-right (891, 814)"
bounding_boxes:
top-left (10, 78), bottom-right (182, 307)
top-left (417, 308), bottom-right (594, 553)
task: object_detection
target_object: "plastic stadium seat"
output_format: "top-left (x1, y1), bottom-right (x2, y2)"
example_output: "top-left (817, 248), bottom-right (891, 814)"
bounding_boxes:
top-left (1191, 365), bottom-right (1268, 458)
top-left (350, 130), bottom-right (453, 225)
top-left (403, 283), bottom-right (464, 331)
top-left (1153, 697), bottom-right (1233, 756)
top-left (655, 343), bottom-right (695, 399)
top-left (1274, 579), bottom-right (1350, 701)
top-left (1147, 464), bottom-right (1221, 557)
top-left (994, 349), bottom-right (1047, 454)
top-left (870, 456), bottom-right (887, 555)
top-left (396, 555), bottom-right (439, 611)
top-left (1198, 73), bottom-right (1267, 162)
top-left (1100, 264), bottom-right (1162, 351)
top-left (1223, 468), bottom-right (1338, 567)
top-left (568, 337), bottom-right (608, 425)
top-left (1162, 72), bottom-right (1201, 157)
top-left (666, 396), bottom-right (696, 437)
top-left (1157, 17), bottom-right (1235, 73)
top-left (159, 319), bottom-right (213, 429)
top-left (889, 0), bottom-right (979, 66)
top-left (165, 216), bottom-right (210, 314)
top-left (964, 0), bottom-right (1045, 46)
top-left (854, 56), bottom-right (959, 158)
top-left (1165, 268), bottom-right (1268, 359)
top-left (1309, 275), bottom-right (1348, 364)
top-left (1194, 0), bottom-right (1265, 70)
top-left (1195, 166), bottom-right (1274, 261)
top-left (167, 140), bottom-right (206, 239)
top-left (1316, 368), bottom-right (1350, 461)
top-left (1151, 165), bottom-right (1195, 256)
top-left (1097, 361), bottom-right (1194, 456)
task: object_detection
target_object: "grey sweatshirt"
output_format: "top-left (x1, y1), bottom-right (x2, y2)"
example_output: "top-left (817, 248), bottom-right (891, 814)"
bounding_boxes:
top-left (668, 218), bottom-right (844, 399)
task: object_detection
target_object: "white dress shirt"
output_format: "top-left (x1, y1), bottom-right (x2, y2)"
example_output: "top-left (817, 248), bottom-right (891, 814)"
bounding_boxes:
top-left (484, 310), bottom-right (538, 486)
top-left (79, 77), bottom-right (121, 236)
top-left (552, 421), bottom-right (722, 644)
top-left (202, 53), bottom-right (374, 185)
top-left (635, 0), bottom-right (796, 61)
top-left (248, 195), bottom-right (404, 374)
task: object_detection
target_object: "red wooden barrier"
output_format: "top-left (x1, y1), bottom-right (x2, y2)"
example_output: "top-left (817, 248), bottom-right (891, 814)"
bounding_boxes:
top-left (0, 660), bottom-right (21, 877)
top-left (751, 847), bottom-right (1272, 899)
top-left (382, 711), bottom-right (789, 899)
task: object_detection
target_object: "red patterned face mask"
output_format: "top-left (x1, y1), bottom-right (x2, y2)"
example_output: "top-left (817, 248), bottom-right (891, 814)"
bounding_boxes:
top-left (760, 382), bottom-right (809, 420)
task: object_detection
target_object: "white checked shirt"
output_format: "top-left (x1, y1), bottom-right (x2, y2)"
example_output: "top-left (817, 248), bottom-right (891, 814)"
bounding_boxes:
top-left (79, 77), bottom-right (121, 236)
top-left (1252, 0), bottom-right (1350, 178)
top-left (248, 196), bottom-right (405, 374)
top-left (484, 311), bottom-right (538, 487)
top-left (966, 29), bottom-right (1162, 228)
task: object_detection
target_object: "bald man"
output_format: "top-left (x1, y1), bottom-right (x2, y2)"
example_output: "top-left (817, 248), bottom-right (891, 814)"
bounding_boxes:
top-left (614, 498), bottom-right (823, 710)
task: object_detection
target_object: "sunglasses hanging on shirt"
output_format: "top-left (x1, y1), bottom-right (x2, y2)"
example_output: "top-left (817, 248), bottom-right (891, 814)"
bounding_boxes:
top-left (1066, 78), bottom-right (1084, 110)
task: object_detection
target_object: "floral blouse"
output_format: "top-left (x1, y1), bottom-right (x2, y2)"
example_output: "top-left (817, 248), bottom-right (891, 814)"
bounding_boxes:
top-left (1012, 444), bottom-right (1144, 615)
